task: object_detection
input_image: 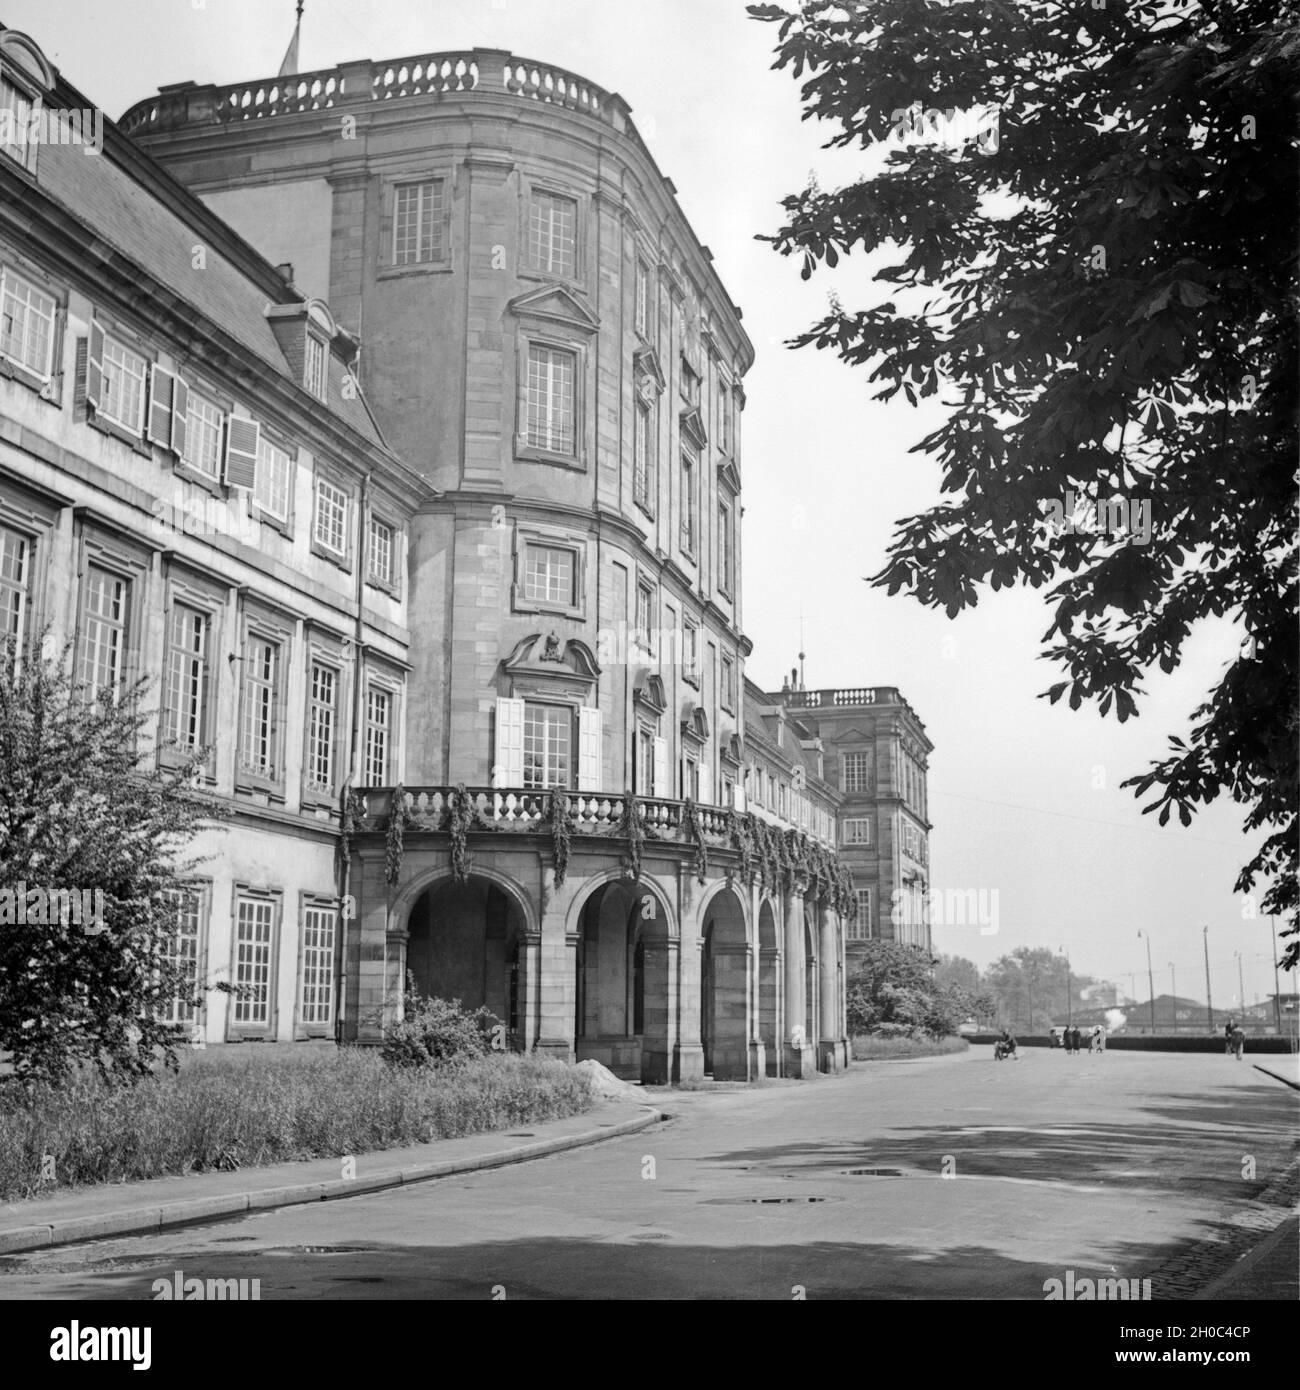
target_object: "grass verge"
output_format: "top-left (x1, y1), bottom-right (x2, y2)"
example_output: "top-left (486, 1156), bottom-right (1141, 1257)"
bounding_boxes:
top-left (851, 1034), bottom-right (970, 1061)
top-left (0, 1048), bottom-right (592, 1203)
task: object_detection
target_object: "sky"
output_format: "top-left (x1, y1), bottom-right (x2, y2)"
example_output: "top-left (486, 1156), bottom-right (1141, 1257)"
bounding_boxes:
top-left (5, 0), bottom-right (1286, 1013)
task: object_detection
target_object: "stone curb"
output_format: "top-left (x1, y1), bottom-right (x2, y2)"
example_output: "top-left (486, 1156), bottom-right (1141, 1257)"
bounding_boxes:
top-left (1192, 1213), bottom-right (1300, 1301)
top-left (0, 1106), bottom-right (665, 1256)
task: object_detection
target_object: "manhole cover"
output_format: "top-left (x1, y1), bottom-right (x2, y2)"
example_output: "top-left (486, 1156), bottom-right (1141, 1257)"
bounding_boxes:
top-left (843, 1168), bottom-right (904, 1177)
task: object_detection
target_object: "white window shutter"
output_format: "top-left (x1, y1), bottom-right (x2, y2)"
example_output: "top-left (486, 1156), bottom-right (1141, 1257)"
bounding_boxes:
top-left (225, 416), bottom-right (260, 489)
top-left (698, 759), bottom-right (713, 807)
top-left (652, 736), bottom-right (668, 798)
top-left (147, 365), bottom-right (176, 448)
top-left (578, 706), bottom-right (602, 791)
top-left (84, 321), bottom-right (104, 410)
top-left (494, 698), bottom-right (525, 787)
top-left (732, 780), bottom-right (745, 812)
top-left (171, 377), bottom-right (189, 458)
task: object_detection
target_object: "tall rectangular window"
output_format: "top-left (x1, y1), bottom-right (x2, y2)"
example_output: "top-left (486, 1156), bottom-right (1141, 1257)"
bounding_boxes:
top-left (314, 476), bottom-right (349, 556)
top-left (681, 360), bottom-right (700, 407)
top-left (634, 259), bottom-right (649, 336)
top-left (160, 886), bottom-right (205, 1025)
top-left (100, 337), bottom-right (148, 434)
top-left (523, 702), bottom-right (571, 789)
top-left (843, 751), bottom-right (872, 794)
top-left (718, 380), bottom-right (732, 453)
top-left (299, 903), bottom-right (335, 1029)
top-left (850, 889), bottom-right (873, 941)
top-left (636, 726), bottom-right (655, 796)
top-left (0, 269), bottom-right (56, 379)
top-left (393, 180), bottom-right (445, 265)
top-left (255, 437), bottom-right (292, 522)
top-left (233, 896), bottom-right (275, 1027)
top-left (239, 635), bottom-right (281, 782)
top-left (526, 345), bottom-right (576, 455)
top-left (306, 662), bottom-right (338, 794)
top-left (718, 498), bottom-right (733, 592)
top-left (183, 392), bottom-right (224, 480)
top-left (364, 686), bottom-right (392, 786)
top-left (305, 334), bottom-right (327, 401)
top-left (683, 619), bottom-right (699, 682)
top-left (162, 603), bottom-right (210, 753)
top-left (523, 543), bottom-right (575, 606)
top-left (529, 191), bottom-right (577, 277)
top-left (367, 515), bottom-right (394, 586)
top-left (721, 654), bottom-right (735, 711)
top-left (78, 565), bottom-right (128, 698)
top-left (0, 525), bottom-right (31, 670)
top-left (680, 451), bottom-right (696, 554)
top-left (633, 401), bottom-right (652, 508)
top-left (634, 581), bottom-right (654, 651)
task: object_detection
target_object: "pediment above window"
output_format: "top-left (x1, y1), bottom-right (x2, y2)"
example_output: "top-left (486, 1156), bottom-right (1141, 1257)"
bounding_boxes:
top-left (717, 458), bottom-right (741, 493)
top-left (0, 31), bottom-right (55, 91)
top-left (633, 670), bottom-right (667, 716)
top-left (680, 405), bottom-right (708, 451)
top-left (503, 631), bottom-right (600, 700)
top-left (681, 701), bottom-right (709, 745)
top-left (721, 733), bottom-right (743, 766)
top-left (507, 284), bottom-right (600, 334)
top-left (633, 346), bottom-right (665, 402)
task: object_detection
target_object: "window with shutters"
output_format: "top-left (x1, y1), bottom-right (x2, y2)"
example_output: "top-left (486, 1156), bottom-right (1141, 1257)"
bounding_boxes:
top-left (305, 661), bottom-right (338, 796)
top-left (160, 884), bottom-right (207, 1026)
top-left (684, 755), bottom-right (699, 802)
top-left (99, 335), bottom-right (148, 435)
top-left (367, 514), bottom-right (395, 589)
top-left (0, 523), bottom-right (32, 676)
top-left (77, 564), bottom-right (129, 699)
top-left (298, 899), bottom-right (336, 1033)
top-left (0, 267), bottom-right (56, 382)
top-left (635, 725), bottom-right (655, 796)
top-left (239, 628), bottom-right (283, 787)
top-left (183, 391), bottom-right (224, 480)
top-left (255, 436), bottom-right (293, 523)
top-left (231, 892), bottom-right (278, 1034)
top-left (529, 190), bottom-right (577, 278)
top-left (522, 702), bottom-right (571, 790)
top-left (313, 474), bottom-right (350, 560)
top-left (161, 602), bottom-right (211, 756)
top-left (364, 684), bottom-right (393, 786)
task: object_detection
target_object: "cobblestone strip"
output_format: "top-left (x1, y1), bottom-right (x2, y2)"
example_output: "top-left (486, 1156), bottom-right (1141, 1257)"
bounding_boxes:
top-left (1142, 1146), bottom-right (1300, 1300)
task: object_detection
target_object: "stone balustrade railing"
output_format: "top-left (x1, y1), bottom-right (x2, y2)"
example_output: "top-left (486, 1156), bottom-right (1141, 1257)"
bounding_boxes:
top-left (776, 687), bottom-right (902, 709)
top-left (120, 50), bottom-right (625, 138)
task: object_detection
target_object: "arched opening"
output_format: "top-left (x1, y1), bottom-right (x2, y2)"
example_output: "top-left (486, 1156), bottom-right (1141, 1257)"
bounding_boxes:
top-left (701, 886), bottom-right (750, 1080)
top-left (758, 899), bottom-right (780, 1076)
top-left (804, 913), bottom-right (819, 1057)
top-left (405, 878), bottom-right (526, 1045)
top-left (574, 879), bottom-right (666, 1080)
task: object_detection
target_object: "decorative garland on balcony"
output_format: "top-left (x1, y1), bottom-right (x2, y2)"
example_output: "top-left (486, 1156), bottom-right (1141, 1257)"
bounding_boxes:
top-left (443, 782), bottom-right (478, 884)
top-left (681, 797), bottom-right (708, 883)
top-left (547, 789), bottom-right (572, 888)
top-left (615, 792), bottom-right (646, 881)
top-left (338, 789), bottom-right (367, 871)
top-left (385, 785), bottom-right (411, 886)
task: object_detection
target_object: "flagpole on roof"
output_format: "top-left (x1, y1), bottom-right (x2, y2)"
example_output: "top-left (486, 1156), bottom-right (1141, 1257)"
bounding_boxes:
top-left (278, 1), bottom-right (304, 79)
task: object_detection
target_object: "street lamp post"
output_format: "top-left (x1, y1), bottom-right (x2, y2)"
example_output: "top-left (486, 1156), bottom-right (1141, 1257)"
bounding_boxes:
top-left (1169, 963), bottom-right (1177, 1033)
top-left (1138, 929), bottom-right (1156, 1033)
top-left (1235, 951), bottom-right (1246, 1021)
top-left (1063, 948), bottom-right (1072, 1029)
top-left (1271, 916), bottom-right (1283, 1035)
top-left (1203, 925), bottom-right (1214, 1034)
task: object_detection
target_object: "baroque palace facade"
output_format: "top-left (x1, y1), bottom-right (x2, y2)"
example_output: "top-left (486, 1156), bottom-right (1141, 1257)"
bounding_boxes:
top-left (1, 29), bottom-right (930, 1081)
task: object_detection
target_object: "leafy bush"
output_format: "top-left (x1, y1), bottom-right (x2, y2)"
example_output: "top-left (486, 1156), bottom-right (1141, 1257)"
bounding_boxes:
top-left (846, 941), bottom-right (978, 1040)
top-left (380, 982), bottom-right (503, 1068)
top-left (0, 1047), bottom-right (592, 1202)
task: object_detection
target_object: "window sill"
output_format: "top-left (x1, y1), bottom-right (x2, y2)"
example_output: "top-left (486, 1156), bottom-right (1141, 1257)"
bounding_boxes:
top-left (310, 538), bottom-right (353, 572)
top-left (0, 356), bottom-right (61, 404)
top-left (171, 460), bottom-right (227, 496)
top-left (518, 268), bottom-right (584, 292)
top-left (512, 592), bottom-right (584, 621)
top-left (364, 573), bottom-right (401, 600)
top-left (633, 498), bottom-right (656, 523)
top-left (251, 505), bottom-right (292, 540)
top-left (235, 779), bottom-right (285, 804)
top-left (88, 411), bottom-right (152, 458)
top-left (515, 442), bottom-right (586, 471)
top-left (376, 261), bottom-right (453, 281)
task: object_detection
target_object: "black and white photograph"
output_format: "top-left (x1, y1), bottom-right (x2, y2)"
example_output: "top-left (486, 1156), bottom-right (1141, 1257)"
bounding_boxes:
top-left (0, 0), bottom-right (1295, 1351)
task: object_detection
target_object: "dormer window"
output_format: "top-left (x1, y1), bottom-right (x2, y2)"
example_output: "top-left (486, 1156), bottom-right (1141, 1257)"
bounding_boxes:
top-left (305, 333), bottom-right (327, 402)
top-left (0, 73), bottom-right (37, 174)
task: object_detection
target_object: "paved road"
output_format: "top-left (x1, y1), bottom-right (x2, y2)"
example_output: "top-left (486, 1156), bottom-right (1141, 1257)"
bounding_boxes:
top-left (0, 1049), bottom-right (1294, 1300)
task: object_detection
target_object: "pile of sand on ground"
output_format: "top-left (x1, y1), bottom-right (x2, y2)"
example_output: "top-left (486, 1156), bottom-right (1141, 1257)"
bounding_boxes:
top-left (574, 1059), bottom-right (646, 1101)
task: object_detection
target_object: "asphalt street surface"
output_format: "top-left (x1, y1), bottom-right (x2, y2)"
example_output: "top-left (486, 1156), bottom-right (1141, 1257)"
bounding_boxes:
top-left (0, 1048), bottom-right (1294, 1300)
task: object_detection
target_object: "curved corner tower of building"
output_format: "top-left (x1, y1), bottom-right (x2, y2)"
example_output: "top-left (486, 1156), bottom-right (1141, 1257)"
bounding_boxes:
top-left (122, 51), bottom-right (853, 1081)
